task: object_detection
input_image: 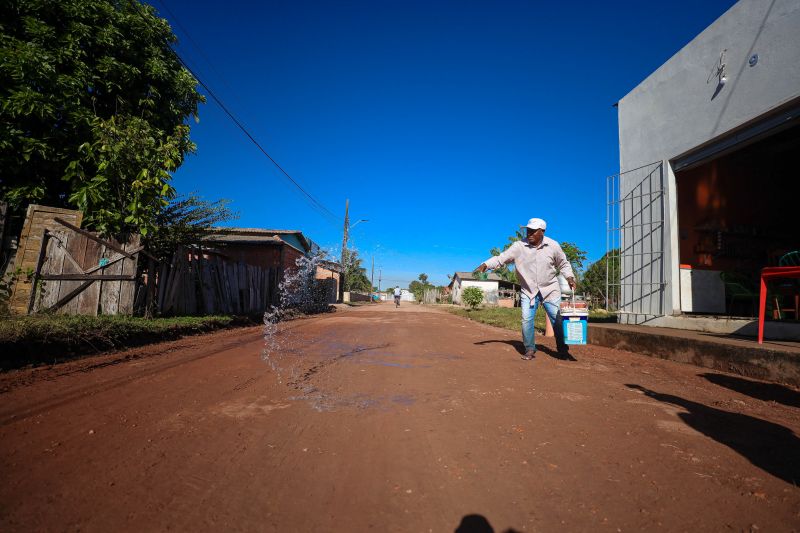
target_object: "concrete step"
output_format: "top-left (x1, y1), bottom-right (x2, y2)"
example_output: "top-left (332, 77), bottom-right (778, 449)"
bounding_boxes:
top-left (588, 323), bottom-right (800, 387)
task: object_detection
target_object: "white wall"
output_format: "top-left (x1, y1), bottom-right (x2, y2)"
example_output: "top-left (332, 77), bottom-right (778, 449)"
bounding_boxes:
top-left (452, 278), bottom-right (499, 305)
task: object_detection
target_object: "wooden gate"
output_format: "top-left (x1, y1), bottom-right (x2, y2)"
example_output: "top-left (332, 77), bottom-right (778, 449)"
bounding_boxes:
top-left (30, 218), bottom-right (143, 315)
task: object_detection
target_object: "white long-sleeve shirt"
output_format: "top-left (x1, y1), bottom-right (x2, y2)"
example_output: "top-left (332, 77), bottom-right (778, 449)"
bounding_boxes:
top-left (482, 236), bottom-right (574, 303)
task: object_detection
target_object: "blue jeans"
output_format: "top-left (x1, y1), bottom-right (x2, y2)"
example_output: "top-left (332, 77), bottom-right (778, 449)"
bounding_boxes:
top-left (521, 292), bottom-right (567, 353)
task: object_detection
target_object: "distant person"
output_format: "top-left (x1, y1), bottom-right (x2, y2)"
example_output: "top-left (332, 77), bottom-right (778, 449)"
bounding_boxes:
top-left (475, 218), bottom-right (575, 360)
top-left (393, 286), bottom-right (401, 307)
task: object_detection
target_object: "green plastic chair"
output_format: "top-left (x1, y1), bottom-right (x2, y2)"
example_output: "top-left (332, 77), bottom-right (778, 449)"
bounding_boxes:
top-left (773, 251), bottom-right (800, 320)
top-left (779, 251), bottom-right (800, 267)
top-left (720, 272), bottom-right (756, 317)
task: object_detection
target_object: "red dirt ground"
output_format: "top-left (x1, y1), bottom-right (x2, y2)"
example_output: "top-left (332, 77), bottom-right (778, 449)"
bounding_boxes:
top-left (1, 302), bottom-right (799, 531)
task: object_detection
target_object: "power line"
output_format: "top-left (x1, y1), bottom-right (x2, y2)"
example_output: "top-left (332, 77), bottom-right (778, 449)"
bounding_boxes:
top-left (178, 56), bottom-right (341, 224)
top-left (141, 1), bottom-right (342, 226)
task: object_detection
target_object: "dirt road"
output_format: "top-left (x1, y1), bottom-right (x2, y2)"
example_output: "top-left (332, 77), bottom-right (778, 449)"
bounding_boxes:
top-left (1, 303), bottom-right (799, 531)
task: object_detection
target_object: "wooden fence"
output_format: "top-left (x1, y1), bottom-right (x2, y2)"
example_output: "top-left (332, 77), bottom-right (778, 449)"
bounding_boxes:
top-left (20, 211), bottom-right (281, 316)
top-left (155, 247), bottom-right (278, 316)
top-left (31, 219), bottom-right (142, 315)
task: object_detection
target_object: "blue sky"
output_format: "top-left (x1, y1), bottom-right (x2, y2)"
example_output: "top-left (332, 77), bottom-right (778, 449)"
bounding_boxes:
top-left (150, 0), bottom-right (737, 288)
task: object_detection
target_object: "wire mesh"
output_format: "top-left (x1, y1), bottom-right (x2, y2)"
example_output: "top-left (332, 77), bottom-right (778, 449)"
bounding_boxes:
top-left (606, 162), bottom-right (666, 317)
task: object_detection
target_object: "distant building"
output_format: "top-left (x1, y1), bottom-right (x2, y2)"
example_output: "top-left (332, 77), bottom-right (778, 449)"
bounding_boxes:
top-left (449, 271), bottom-right (518, 307)
top-left (613, 0), bottom-right (799, 338)
top-left (203, 227), bottom-right (341, 303)
top-left (315, 259), bottom-right (343, 304)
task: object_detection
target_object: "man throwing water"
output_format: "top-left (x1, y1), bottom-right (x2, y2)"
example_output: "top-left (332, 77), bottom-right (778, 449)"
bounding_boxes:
top-left (475, 218), bottom-right (576, 360)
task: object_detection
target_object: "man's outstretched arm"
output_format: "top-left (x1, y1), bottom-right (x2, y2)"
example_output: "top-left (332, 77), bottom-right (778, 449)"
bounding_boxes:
top-left (474, 243), bottom-right (519, 272)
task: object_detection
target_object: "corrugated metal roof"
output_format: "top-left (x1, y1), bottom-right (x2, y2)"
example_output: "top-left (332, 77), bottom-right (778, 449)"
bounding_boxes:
top-left (204, 234), bottom-right (283, 244)
top-left (211, 227), bottom-right (302, 235)
top-left (205, 227), bottom-right (316, 255)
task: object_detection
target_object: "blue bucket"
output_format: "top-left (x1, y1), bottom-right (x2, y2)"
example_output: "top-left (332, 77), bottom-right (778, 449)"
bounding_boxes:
top-left (562, 311), bottom-right (588, 345)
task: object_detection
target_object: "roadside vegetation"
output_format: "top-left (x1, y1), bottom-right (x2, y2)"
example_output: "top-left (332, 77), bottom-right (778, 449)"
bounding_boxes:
top-left (446, 306), bottom-right (616, 333)
top-left (0, 314), bottom-right (258, 370)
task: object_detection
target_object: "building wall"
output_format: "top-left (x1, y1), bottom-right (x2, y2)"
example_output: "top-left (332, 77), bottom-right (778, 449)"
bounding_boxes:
top-left (452, 278), bottom-right (500, 306)
top-left (315, 265), bottom-right (341, 304)
top-left (281, 245), bottom-right (305, 274)
top-left (219, 244), bottom-right (282, 270)
top-left (618, 0), bottom-right (800, 173)
top-left (616, 0), bottom-right (800, 320)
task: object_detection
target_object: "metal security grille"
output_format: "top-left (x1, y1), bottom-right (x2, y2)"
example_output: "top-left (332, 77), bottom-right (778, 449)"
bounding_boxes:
top-left (606, 161), bottom-right (666, 318)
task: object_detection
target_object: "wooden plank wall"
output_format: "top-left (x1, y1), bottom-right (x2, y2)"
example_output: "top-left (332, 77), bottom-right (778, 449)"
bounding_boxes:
top-left (157, 248), bottom-right (276, 316)
top-left (32, 231), bottom-right (140, 315)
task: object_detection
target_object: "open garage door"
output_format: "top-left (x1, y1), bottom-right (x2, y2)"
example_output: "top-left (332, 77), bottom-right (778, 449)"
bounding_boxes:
top-left (675, 122), bottom-right (800, 318)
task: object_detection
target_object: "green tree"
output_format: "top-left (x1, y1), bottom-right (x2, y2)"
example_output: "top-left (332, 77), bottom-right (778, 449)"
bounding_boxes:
top-left (342, 249), bottom-right (371, 292)
top-left (560, 241), bottom-right (588, 278)
top-left (0, 0), bottom-right (204, 236)
top-left (461, 286), bottom-right (484, 309)
top-left (418, 273), bottom-right (429, 285)
top-left (581, 250), bottom-right (619, 308)
top-left (408, 280), bottom-right (424, 300)
top-left (147, 193), bottom-right (238, 261)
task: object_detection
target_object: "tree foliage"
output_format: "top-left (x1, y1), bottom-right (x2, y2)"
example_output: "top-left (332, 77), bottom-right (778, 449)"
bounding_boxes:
top-left (560, 241), bottom-right (587, 277)
top-left (408, 273), bottom-right (433, 300)
top-left (461, 286), bottom-right (484, 309)
top-left (0, 0), bottom-right (204, 236)
top-left (342, 249), bottom-right (371, 292)
top-left (147, 193), bottom-right (238, 261)
top-left (581, 250), bottom-right (619, 308)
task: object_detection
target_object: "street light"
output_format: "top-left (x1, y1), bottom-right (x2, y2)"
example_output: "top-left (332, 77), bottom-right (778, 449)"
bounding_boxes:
top-left (341, 218), bottom-right (368, 267)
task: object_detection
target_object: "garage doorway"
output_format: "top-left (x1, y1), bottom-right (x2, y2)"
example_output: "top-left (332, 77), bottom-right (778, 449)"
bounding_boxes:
top-left (676, 123), bottom-right (799, 318)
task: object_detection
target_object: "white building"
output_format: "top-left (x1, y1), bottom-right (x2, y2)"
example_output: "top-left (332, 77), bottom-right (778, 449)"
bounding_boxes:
top-left (613, 0), bottom-right (799, 338)
top-left (449, 271), bottom-right (518, 307)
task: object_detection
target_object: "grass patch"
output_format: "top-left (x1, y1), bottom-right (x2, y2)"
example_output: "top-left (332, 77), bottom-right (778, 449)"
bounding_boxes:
top-left (446, 307), bottom-right (545, 332)
top-left (0, 314), bottom-right (256, 370)
top-left (445, 306), bottom-right (617, 331)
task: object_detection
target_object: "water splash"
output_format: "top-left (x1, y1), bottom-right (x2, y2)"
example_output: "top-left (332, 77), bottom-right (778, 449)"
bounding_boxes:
top-left (262, 250), bottom-right (343, 409)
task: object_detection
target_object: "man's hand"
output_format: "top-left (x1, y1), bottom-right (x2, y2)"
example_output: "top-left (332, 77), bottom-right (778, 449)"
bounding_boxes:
top-left (475, 263), bottom-right (488, 273)
top-left (567, 276), bottom-right (576, 290)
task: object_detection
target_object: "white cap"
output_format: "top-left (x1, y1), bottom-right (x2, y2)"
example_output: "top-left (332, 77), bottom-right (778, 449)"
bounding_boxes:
top-left (521, 218), bottom-right (546, 231)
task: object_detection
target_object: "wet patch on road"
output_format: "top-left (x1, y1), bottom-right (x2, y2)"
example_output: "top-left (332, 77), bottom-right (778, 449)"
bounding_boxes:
top-left (212, 397), bottom-right (292, 419)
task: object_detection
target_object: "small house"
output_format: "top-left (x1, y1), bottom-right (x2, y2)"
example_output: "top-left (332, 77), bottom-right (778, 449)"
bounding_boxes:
top-left (449, 271), bottom-right (518, 307)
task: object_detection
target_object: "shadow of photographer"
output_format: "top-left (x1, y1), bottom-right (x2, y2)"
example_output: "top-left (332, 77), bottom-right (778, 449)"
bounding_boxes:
top-left (454, 513), bottom-right (521, 533)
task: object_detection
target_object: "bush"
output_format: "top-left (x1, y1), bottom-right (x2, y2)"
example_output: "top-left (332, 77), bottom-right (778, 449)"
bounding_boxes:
top-left (462, 286), bottom-right (484, 309)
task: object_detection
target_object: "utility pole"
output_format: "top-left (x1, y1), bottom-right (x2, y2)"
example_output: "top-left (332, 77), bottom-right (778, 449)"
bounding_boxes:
top-left (378, 269), bottom-right (382, 293)
top-left (340, 198), bottom-right (349, 269)
top-left (339, 199), bottom-right (349, 303)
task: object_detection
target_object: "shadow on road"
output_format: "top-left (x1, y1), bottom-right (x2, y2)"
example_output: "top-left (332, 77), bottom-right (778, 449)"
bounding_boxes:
top-left (539, 345), bottom-right (577, 361)
top-left (625, 384), bottom-right (800, 485)
top-left (699, 372), bottom-right (800, 408)
top-left (475, 339), bottom-right (525, 355)
top-left (474, 340), bottom-right (577, 361)
top-left (454, 513), bottom-right (521, 533)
